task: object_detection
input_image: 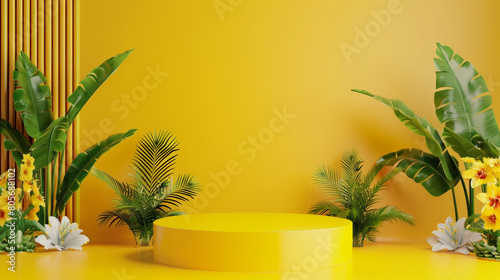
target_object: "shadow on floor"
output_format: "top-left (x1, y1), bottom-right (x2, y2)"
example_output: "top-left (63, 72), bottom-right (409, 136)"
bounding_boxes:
top-left (126, 247), bottom-right (156, 264)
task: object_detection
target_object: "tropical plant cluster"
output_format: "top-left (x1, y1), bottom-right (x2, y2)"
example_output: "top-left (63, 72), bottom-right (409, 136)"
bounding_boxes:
top-left (0, 50), bottom-right (136, 225)
top-left (0, 155), bottom-right (46, 252)
top-left (353, 43), bottom-right (500, 221)
top-left (350, 43), bottom-right (500, 257)
top-left (462, 157), bottom-right (500, 260)
top-left (309, 149), bottom-right (414, 247)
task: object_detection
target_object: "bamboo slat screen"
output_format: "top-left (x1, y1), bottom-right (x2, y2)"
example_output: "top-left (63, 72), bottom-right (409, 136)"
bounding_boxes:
top-left (0, 0), bottom-right (80, 223)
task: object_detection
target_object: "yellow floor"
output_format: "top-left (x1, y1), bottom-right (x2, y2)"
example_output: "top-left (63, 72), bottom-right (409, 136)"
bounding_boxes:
top-left (1, 242), bottom-right (497, 280)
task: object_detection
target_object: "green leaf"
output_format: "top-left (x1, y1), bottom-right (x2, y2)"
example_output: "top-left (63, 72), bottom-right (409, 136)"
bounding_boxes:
top-left (471, 134), bottom-right (500, 158)
top-left (159, 174), bottom-right (200, 210)
top-left (55, 129), bottom-right (136, 216)
top-left (442, 127), bottom-right (486, 159)
top-left (29, 117), bottom-right (69, 170)
top-left (13, 51), bottom-right (54, 139)
top-left (434, 43), bottom-right (500, 147)
top-left (0, 226), bottom-right (8, 243)
top-left (131, 130), bottom-right (179, 195)
top-left (312, 164), bottom-right (341, 198)
top-left (23, 220), bottom-right (46, 232)
top-left (0, 119), bottom-right (31, 166)
top-left (159, 210), bottom-right (185, 218)
top-left (352, 89), bottom-right (445, 156)
top-left (366, 206), bottom-right (415, 226)
top-left (308, 201), bottom-right (341, 216)
top-left (352, 89), bottom-right (457, 181)
top-left (66, 49), bottom-right (133, 124)
top-left (97, 210), bottom-right (131, 228)
top-left (91, 167), bottom-right (134, 200)
top-left (376, 149), bottom-right (460, 196)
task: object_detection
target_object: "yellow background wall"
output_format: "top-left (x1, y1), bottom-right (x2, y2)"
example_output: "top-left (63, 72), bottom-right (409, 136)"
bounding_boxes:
top-left (79, 0), bottom-right (500, 243)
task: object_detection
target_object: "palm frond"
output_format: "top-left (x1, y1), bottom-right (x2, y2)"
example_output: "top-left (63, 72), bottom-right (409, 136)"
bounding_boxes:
top-left (131, 130), bottom-right (179, 193)
top-left (364, 228), bottom-right (380, 243)
top-left (157, 209), bottom-right (186, 218)
top-left (364, 165), bottom-right (401, 190)
top-left (91, 167), bottom-right (134, 199)
top-left (97, 210), bottom-right (132, 228)
top-left (340, 148), bottom-right (364, 186)
top-left (365, 206), bottom-right (415, 228)
top-left (308, 200), bottom-right (341, 216)
top-left (337, 209), bottom-right (351, 219)
top-left (312, 165), bottom-right (342, 198)
top-left (374, 168), bottom-right (402, 190)
top-left (159, 173), bottom-right (200, 210)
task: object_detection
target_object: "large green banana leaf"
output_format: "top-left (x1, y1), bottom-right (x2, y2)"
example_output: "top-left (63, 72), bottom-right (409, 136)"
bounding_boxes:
top-left (442, 127), bottom-right (486, 159)
top-left (65, 49), bottom-right (133, 124)
top-left (29, 117), bottom-right (69, 170)
top-left (375, 148), bottom-right (460, 196)
top-left (55, 129), bottom-right (136, 216)
top-left (352, 89), bottom-right (445, 156)
top-left (352, 89), bottom-right (454, 180)
top-left (13, 52), bottom-right (54, 139)
top-left (0, 119), bottom-right (31, 166)
top-left (471, 134), bottom-right (500, 158)
top-left (434, 43), bottom-right (500, 147)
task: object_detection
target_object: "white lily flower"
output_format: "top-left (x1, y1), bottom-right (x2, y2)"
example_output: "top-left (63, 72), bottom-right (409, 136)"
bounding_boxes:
top-left (427, 216), bottom-right (482, 255)
top-left (35, 216), bottom-right (89, 251)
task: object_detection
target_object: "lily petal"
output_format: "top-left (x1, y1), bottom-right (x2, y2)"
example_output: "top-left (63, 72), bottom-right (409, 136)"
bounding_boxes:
top-left (455, 246), bottom-right (470, 255)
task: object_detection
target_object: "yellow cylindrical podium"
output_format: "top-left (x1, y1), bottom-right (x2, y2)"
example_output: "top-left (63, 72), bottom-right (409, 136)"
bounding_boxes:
top-left (153, 213), bottom-right (352, 272)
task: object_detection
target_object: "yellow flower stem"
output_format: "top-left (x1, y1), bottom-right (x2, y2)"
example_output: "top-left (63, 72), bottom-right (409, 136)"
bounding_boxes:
top-left (38, 168), bottom-right (47, 224)
top-left (469, 180), bottom-right (474, 217)
top-left (481, 184), bottom-right (487, 194)
top-left (47, 164), bottom-right (52, 219)
top-left (50, 160), bottom-right (56, 216)
top-left (440, 155), bottom-right (459, 220)
top-left (450, 182), bottom-right (459, 221)
top-left (21, 204), bottom-right (34, 219)
top-left (57, 149), bottom-right (65, 200)
top-left (454, 160), bottom-right (470, 215)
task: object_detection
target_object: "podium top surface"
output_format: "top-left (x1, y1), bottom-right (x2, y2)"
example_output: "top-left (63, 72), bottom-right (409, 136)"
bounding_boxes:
top-left (154, 212), bottom-right (351, 233)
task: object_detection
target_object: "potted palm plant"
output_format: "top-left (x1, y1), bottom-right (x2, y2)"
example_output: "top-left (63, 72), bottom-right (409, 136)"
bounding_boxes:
top-left (310, 149), bottom-right (414, 247)
top-left (92, 130), bottom-right (200, 246)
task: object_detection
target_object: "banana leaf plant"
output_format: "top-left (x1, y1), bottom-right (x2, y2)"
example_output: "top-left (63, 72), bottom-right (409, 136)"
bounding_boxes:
top-left (0, 50), bottom-right (137, 224)
top-left (352, 43), bottom-right (500, 220)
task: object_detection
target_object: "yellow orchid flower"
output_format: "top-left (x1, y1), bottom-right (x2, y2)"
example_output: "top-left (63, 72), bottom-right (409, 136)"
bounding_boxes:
top-left (477, 185), bottom-right (500, 215)
top-left (0, 205), bottom-right (11, 227)
top-left (31, 192), bottom-right (46, 208)
top-left (26, 205), bottom-right (40, 221)
top-left (14, 188), bottom-right (22, 210)
top-left (0, 189), bottom-right (21, 211)
top-left (462, 161), bottom-right (497, 188)
top-left (23, 181), bottom-right (34, 193)
top-left (22, 154), bottom-right (35, 170)
top-left (0, 172), bottom-right (7, 189)
top-left (461, 157), bottom-right (476, 164)
top-left (484, 158), bottom-right (500, 179)
top-left (0, 189), bottom-right (9, 207)
top-left (32, 181), bottom-right (41, 196)
top-left (480, 208), bottom-right (500, 231)
top-left (19, 165), bottom-right (33, 182)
